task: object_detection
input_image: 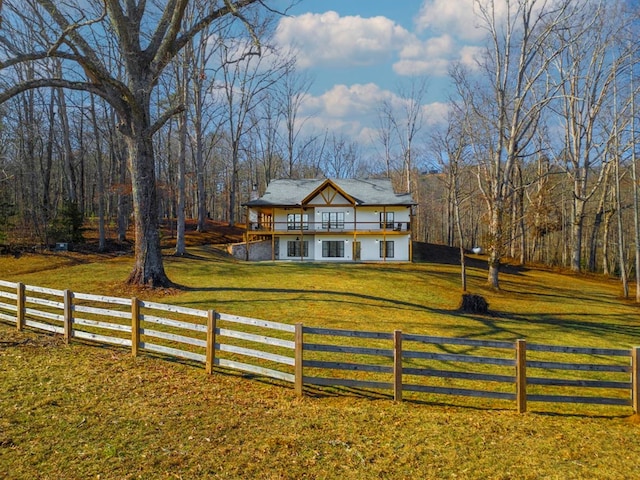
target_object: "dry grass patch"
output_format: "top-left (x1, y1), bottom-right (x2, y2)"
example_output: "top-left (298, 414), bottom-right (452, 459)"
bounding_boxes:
top-left (1, 326), bottom-right (640, 479)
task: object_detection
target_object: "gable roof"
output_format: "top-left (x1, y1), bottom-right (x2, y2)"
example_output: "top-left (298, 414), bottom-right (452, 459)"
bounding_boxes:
top-left (244, 178), bottom-right (416, 207)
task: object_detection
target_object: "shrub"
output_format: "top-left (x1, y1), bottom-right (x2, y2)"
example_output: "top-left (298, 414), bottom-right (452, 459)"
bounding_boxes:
top-left (459, 293), bottom-right (489, 314)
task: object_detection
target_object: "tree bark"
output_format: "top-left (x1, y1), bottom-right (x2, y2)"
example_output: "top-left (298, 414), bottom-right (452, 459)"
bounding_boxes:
top-left (124, 128), bottom-right (171, 287)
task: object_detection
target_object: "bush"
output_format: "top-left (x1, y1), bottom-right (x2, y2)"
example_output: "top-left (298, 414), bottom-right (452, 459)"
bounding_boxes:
top-left (459, 294), bottom-right (489, 314)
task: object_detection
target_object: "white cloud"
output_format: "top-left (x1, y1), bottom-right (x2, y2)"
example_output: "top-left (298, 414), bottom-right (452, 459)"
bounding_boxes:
top-left (275, 11), bottom-right (413, 69)
top-left (299, 83), bottom-right (449, 148)
top-left (394, 34), bottom-right (455, 76)
top-left (415, 0), bottom-right (489, 41)
top-left (303, 83), bottom-right (390, 118)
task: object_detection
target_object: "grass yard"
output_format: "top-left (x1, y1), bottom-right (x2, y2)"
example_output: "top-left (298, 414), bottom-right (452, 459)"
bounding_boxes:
top-left (1, 240), bottom-right (640, 478)
top-left (1, 327), bottom-right (639, 480)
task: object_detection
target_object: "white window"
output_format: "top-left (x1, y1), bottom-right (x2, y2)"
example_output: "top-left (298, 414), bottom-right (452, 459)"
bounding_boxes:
top-left (380, 212), bottom-right (394, 229)
top-left (322, 240), bottom-right (344, 258)
top-left (287, 214), bottom-right (308, 230)
top-left (322, 212), bottom-right (344, 229)
top-left (287, 240), bottom-right (309, 257)
top-left (380, 241), bottom-right (394, 258)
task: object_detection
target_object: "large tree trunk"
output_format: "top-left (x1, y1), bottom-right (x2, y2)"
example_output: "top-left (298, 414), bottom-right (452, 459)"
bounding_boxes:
top-left (125, 131), bottom-right (171, 287)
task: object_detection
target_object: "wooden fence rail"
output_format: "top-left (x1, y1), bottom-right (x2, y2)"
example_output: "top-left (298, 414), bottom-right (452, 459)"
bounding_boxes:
top-left (1, 280), bottom-right (638, 415)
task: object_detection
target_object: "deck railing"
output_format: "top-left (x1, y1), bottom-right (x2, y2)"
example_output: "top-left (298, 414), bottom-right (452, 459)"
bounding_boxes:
top-left (248, 220), bottom-right (411, 233)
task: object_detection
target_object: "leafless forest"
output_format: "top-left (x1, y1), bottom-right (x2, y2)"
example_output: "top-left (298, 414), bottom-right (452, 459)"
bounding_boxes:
top-left (0, 1), bottom-right (639, 296)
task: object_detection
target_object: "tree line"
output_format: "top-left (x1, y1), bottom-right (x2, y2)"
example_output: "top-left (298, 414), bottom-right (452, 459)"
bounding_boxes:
top-left (0, 0), bottom-right (639, 299)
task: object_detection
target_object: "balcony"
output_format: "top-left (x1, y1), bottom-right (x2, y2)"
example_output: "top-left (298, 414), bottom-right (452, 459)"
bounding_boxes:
top-left (248, 220), bottom-right (411, 234)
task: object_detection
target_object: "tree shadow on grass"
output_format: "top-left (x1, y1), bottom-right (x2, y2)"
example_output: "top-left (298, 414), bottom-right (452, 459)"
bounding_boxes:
top-left (181, 285), bottom-right (455, 317)
top-left (465, 310), bottom-right (640, 345)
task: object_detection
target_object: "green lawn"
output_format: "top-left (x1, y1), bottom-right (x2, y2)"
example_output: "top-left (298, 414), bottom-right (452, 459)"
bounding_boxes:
top-left (1, 247), bottom-right (640, 479)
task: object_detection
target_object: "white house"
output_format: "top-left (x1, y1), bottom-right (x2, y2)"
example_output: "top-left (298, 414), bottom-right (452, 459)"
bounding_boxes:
top-left (242, 178), bottom-right (416, 262)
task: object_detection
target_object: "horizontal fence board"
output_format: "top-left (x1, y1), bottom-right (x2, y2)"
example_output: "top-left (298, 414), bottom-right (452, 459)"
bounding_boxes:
top-left (303, 327), bottom-right (393, 340)
top-left (304, 343), bottom-right (393, 357)
top-left (0, 290), bottom-right (17, 300)
top-left (527, 377), bottom-right (631, 389)
top-left (141, 328), bottom-right (207, 348)
top-left (217, 342), bottom-right (295, 366)
top-left (218, 312), bottom-right (295, 333)
top-left (404, 384), bottom-right (516, 400)
top-left (74, 317), bottom-right (132, 333)
top-left (25, 296), bottom-right (64, 309)
top-left (25, 285), bottom-right (64, 296)
top-left (403, 350), bottom-right (515, 366)
top-left (75, 330), bottom-right (132, 347)
top-left (303, 360), bottom-right (393, 374)
top-left (0, 280), bottom-right (17, 288)
top-left (141, 314), bottom-right (207, 333)
top-left (0, 312), bottom-right (16, 322)
top-left (216, 327), bottom-right (295, 350)
top-left (73, 304), bottom-right (130, 319)
top-left (73, 292), bottom-right (132, 305)
top-left (0, 302), bottom-right (16, 312)
top-left (403, 334), bottom-right (515, 350)
top-left (304, 376), bottom-right (393, 390)
top-left (403, 367), bottom-right (515, 384)
top-left (527, 394), bottom-right (631, 406)
top-left (215, 358), bottom-right (295, 383)
top-left (528, 343), bottom-right (630, 357)
top-left (139, 300), bottom-right (208, 318)
top-left (25, 308), bottom-right (63, 322)
top-left (24, 320), bottom-right (63, 334)
top-left (527, 360), bottom-right (630, 373)
top-left (140, 342), bottom-right (206, 363)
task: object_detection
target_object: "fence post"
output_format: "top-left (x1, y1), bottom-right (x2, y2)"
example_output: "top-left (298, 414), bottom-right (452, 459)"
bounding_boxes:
top-left (131, 297), bottom-right (140, 357)
top-left (516, 339), bottom-right (527, 413)
top-left (63, 289), bottom-right (73, 344)
top-left (633, 347), bottom-right (639, 414)
top-left (394, 330), bottom-right (403, 402)
top-left (206, 310), bottom-right (217, 375)
top-left (295, 323), bottom-right (304, 397)
top-left (16, 282), bottom-right (25, 331)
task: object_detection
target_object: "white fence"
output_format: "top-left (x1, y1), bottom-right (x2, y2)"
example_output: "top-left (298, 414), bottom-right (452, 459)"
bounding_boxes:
top-left (1, 279), bottom-right (638, 414)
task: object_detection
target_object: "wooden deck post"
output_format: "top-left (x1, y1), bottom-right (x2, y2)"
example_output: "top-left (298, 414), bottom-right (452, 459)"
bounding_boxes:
top-left (131, 297), bottom-right (140, 357)
top-left (295, 323), bottom-right (304, 397)
top-left (16, 282), bottom-right (25, 331)
top-left (516, 339), bottom-right (527, 413)
top-left (394, 330), bottom-right (403, 402)
top-left (63, 289), bottom-right (73, 344)
top-left (632, 347), bottom-right (639, 414)
top-left (206, 310), bottom-right (217, 375)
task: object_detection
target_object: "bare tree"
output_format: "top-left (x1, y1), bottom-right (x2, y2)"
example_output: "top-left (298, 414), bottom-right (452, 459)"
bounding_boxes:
top-left (216, 23), bottom-right (291, 226)
top-left (456, 0), bottom-right (577, 289)
top-left (0, 0), bottom-right (274, 286)
top-left (279, 63), bottom-right (313, 179)
top-left (551, 1), bottom-right (629, 273)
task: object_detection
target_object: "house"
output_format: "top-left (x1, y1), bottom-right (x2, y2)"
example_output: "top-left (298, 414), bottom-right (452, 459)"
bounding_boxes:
top-left (241, 178), bottom-right (416, 262)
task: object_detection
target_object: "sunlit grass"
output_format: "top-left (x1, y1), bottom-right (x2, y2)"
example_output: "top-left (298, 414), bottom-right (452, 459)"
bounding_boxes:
top-left (1, 328), bottom-right (639, 479)
top-left (2, 246), bottom-right (640, 478)
top-left (1, 246), bottom-right (638, 350)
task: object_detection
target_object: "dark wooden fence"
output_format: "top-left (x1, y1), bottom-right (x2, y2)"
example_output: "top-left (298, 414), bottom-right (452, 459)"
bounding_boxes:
top-left (1, 279), bottom-right (638, 414)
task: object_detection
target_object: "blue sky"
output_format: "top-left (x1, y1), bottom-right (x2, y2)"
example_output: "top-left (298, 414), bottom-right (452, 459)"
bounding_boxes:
top-left (270, 0), bottom-right (487, 147)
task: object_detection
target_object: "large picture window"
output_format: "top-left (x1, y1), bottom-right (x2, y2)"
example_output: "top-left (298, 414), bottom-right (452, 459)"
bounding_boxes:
top-left (287, 213), bottom-right (308, 230)
top-left (287, 240), bottom-right (309, 257)
top-left (379, 240), bottom-right (394, 258)
top-left (322, 240), bottom-right (344, 258)
top-left (379, 211), bottom-right (394, 229)
top-left (321, 212), bottom-right (345, 229)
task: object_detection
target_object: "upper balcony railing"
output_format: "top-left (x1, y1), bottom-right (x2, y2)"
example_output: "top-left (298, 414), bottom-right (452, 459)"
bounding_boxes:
top-left (248, 220), bottom-right (411, 233)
